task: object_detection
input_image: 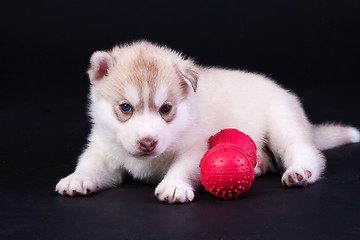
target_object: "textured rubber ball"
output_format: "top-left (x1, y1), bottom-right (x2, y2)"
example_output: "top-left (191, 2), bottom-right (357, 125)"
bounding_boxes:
top-left (199, 129), bottom-right (257, 199)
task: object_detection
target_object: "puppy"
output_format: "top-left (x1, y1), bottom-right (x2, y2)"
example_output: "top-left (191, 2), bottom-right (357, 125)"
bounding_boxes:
top-left (56, 41), bottom-right (360, 203)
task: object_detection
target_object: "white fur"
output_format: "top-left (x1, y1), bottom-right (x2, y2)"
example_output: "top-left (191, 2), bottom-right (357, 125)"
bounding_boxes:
top-left (349, 127), bottom-right (360, 143)
top-left (56, 41), bottom-right (359, 202)
top-left (123, 85), bottom-right (141, 107)
top-left (154, 85), bottom-right (169, 107)
top-left (312, 124), bottom-right (360, 150)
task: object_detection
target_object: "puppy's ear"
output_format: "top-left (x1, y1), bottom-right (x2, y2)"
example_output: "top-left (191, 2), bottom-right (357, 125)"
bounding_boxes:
top-left (176, 61), bottom-right (199, 92)
top-left (87, 51), bottom-right (113, 83)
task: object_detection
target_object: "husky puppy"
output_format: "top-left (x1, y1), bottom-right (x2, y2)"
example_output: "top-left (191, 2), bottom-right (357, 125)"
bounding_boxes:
top-left (56, 41), bottom-right (359, 203)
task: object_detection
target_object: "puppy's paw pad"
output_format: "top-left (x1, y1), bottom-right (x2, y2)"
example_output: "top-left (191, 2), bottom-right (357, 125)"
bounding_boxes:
top-left (155, 180), bottom-right (194, 204)
top-left (55, 172), bottom-right (99, 196)
top-left (282, 167), bottom-right (312, 187)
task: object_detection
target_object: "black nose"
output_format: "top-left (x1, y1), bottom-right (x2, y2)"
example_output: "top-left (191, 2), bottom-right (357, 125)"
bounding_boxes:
top-left (138, 138), bottom-right (157, 152)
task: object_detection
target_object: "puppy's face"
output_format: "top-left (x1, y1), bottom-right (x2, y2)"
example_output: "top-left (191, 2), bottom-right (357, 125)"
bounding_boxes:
top-left (87, 42), bottom-right (198, 159)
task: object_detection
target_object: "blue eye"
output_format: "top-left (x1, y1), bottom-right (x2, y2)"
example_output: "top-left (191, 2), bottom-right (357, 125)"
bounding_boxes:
top-left (120, 104), bottom-right (132, 113)
top-left (160, 104), bottom-right (172, 114)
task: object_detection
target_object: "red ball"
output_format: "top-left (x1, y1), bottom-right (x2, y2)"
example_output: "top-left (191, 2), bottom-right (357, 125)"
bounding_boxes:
top-left (200, 129), bottom-right (257, 199)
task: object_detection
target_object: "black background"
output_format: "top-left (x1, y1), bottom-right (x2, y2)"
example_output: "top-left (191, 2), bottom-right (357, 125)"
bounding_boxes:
top-left (1, 1), bottom-right (359, 239)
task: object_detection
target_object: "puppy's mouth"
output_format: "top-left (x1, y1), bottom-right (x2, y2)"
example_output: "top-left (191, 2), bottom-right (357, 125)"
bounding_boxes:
top-left (132, 151), bottom-right (159, 160)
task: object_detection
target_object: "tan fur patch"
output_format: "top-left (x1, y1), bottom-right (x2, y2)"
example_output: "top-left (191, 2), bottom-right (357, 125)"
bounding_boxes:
top-left (131, 51), bottom-right (159, 90)
top-left (128, 52), bottom-right (159, 112)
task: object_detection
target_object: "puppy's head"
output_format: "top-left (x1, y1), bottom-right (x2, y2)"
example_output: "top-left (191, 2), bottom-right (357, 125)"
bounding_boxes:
top-left (87, 41), bottom-right (198, 159)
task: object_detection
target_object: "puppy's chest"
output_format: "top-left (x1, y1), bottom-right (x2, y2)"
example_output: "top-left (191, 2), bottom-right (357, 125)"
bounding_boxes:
top-left (121, 153), bottom-right (175, 182)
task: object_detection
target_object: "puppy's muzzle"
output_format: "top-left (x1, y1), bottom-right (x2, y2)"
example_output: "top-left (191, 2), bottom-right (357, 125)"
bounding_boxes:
top-left (138, 138), bottom-right (157, 152)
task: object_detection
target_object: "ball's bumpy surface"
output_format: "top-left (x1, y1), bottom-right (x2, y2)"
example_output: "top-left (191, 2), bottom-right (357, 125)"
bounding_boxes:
top-left (199, 129), bottom-right (257, 199)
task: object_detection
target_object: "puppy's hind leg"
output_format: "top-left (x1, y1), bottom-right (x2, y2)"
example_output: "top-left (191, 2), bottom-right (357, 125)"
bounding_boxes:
top-left (267, 94), bottom-right (325, 187)
top-left (254, 148), bottom-right (277, 177)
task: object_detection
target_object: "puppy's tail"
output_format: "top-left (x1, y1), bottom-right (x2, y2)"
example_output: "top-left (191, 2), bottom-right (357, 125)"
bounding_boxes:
top-left (312, 123), bottom-right (360, 150)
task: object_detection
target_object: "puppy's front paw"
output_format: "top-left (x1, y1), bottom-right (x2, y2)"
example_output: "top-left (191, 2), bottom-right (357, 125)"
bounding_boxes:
top-left (155, 180), bottom-right (195, 204)
top-left (282, 165), bottom-right (313, 187)
top-left (55, 172), bottom-right (100, 196)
